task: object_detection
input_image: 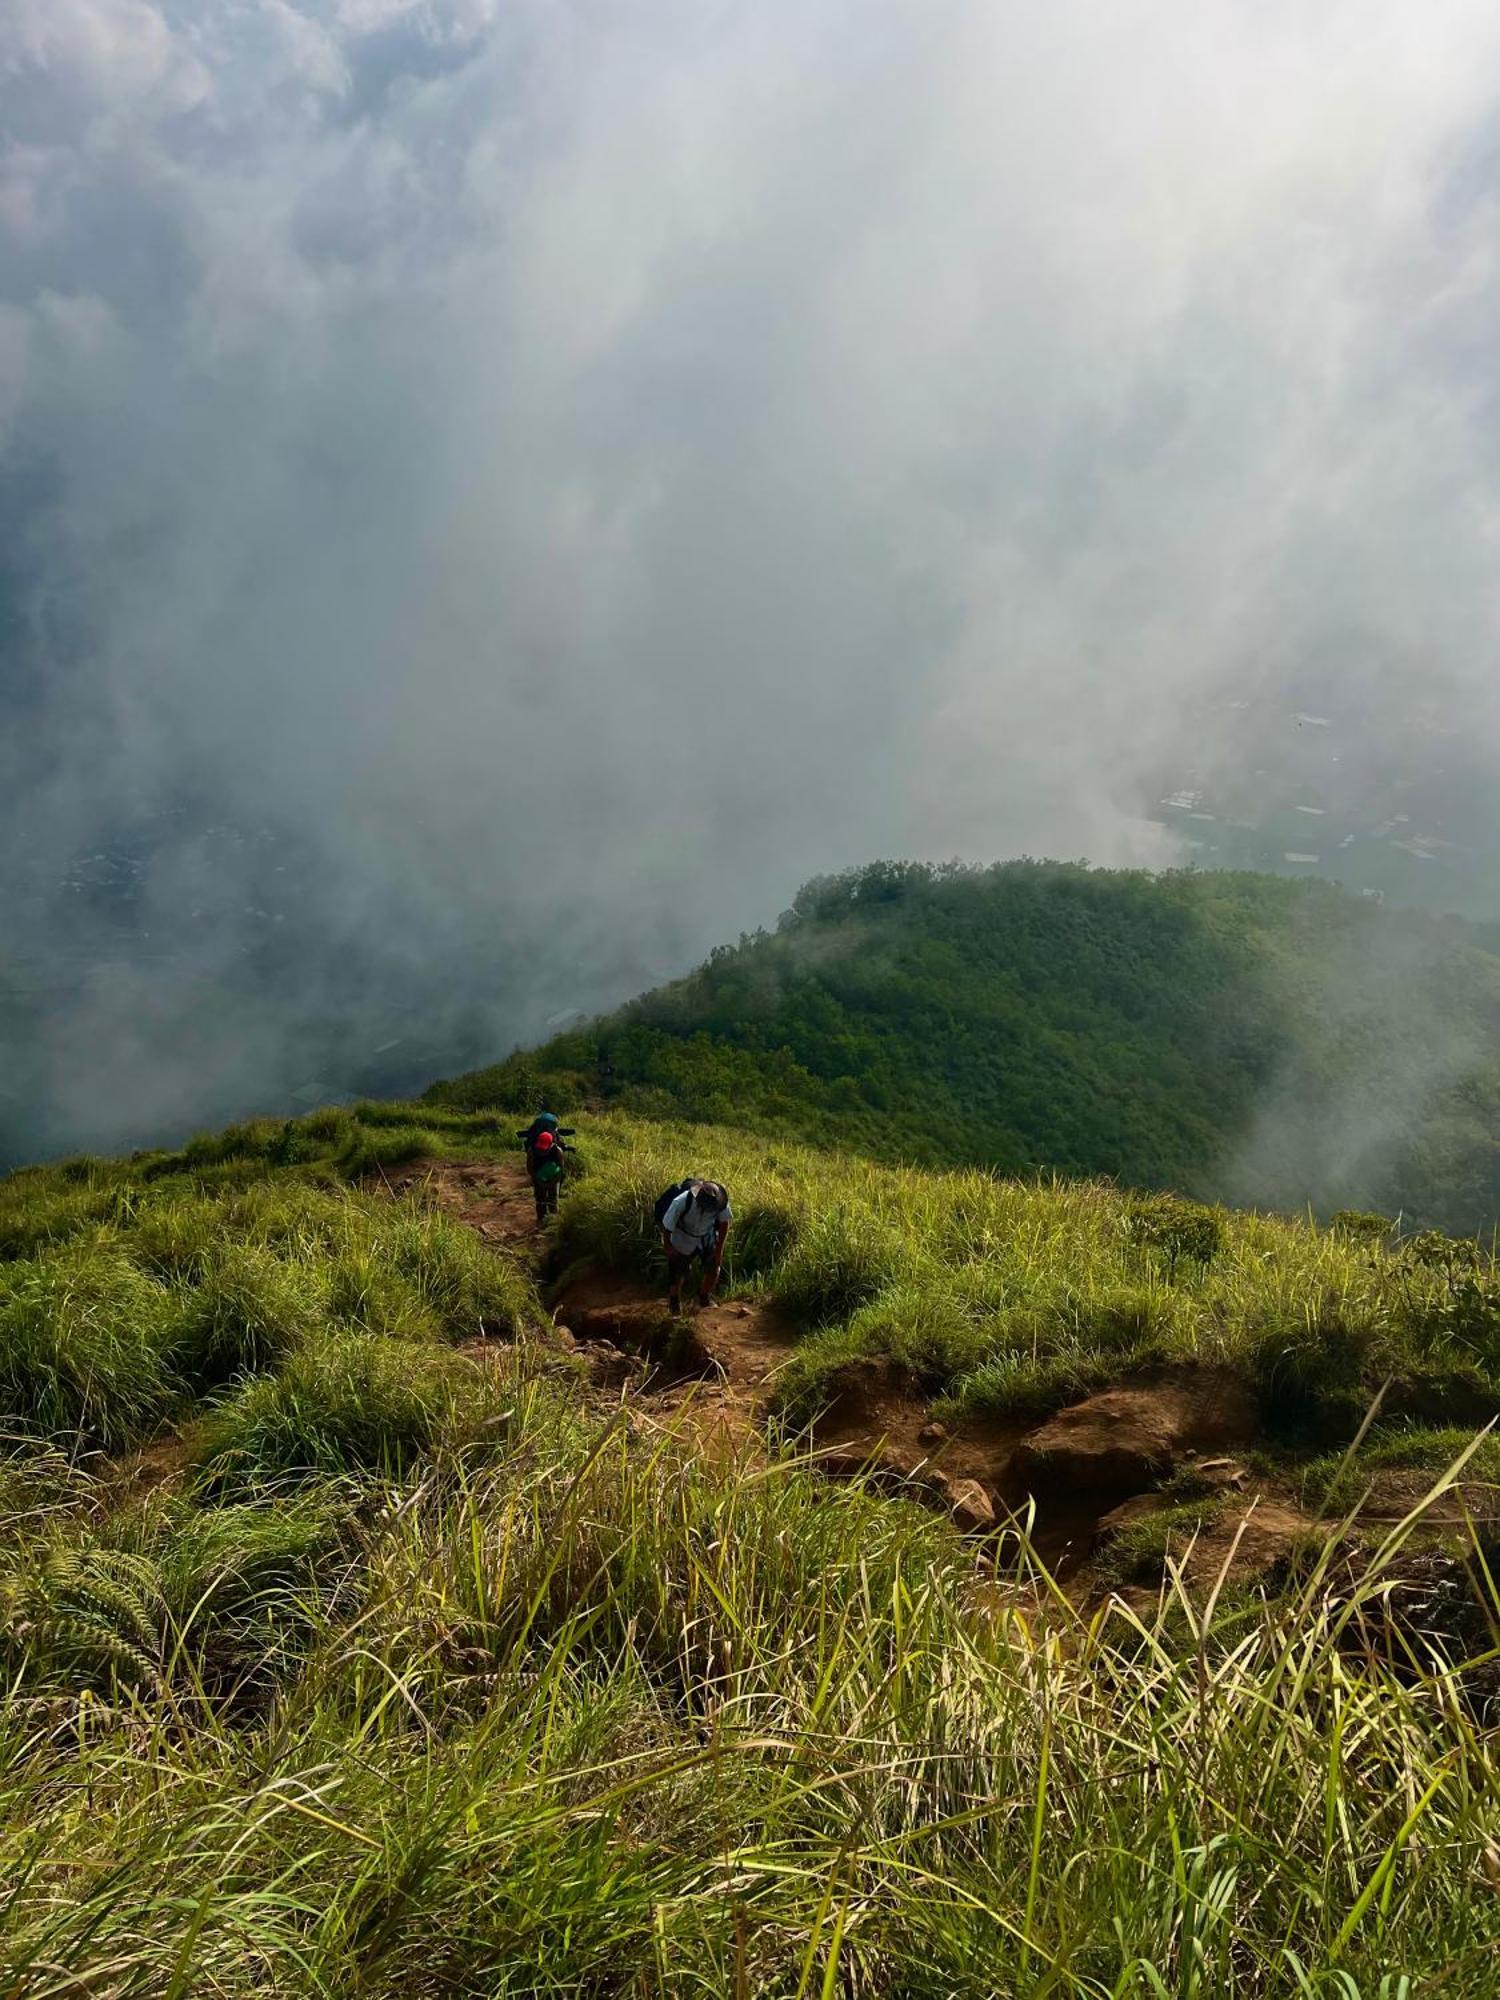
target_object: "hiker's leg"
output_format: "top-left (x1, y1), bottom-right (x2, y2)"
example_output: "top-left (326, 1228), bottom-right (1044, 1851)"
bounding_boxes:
top-left (696, 1248), bottom-right (719, 1306)
top-left (666, 1248), bottom-right (688, 1312)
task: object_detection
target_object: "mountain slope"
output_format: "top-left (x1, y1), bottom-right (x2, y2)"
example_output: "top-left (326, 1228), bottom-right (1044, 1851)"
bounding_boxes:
top-left (430, 859), bottom-right (1500, 1231)
top-left (5, 1097), bottom-right (1500, 1990)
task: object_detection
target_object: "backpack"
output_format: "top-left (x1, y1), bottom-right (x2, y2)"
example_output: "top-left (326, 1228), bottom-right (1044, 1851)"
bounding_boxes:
top-left (652, 1179), bottom-right (697, 1228)
top-left (532, 1149), bottom-right (564, 1186)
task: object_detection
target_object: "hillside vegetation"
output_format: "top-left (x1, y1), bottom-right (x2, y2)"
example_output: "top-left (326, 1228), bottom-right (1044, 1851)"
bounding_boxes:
top-left (431, 861), bottom-right (1500, 1232)
top-left (5, 1099), bottom-right (1500, 1990)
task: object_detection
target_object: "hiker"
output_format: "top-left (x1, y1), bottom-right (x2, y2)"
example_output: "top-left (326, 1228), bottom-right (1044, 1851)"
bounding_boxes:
top-left (517, 1109), bottom-right (574, 1224)
top-left (656, 1179), bottom-right (732, 1314)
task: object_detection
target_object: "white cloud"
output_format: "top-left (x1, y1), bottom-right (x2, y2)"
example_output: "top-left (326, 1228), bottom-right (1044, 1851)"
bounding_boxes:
top-left (7, 0), bottom-right (1500, 1151)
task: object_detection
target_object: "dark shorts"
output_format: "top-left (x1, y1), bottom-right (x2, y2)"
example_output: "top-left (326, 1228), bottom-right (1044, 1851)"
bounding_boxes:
top-left (666, 1242), bottom-right (714, 1278)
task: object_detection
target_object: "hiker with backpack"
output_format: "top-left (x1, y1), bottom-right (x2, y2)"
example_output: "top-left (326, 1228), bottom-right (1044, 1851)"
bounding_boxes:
top-left (654, 1178), bottom-right (732, 1314)
top-left (517, 1109), bottom-right (575, 1224)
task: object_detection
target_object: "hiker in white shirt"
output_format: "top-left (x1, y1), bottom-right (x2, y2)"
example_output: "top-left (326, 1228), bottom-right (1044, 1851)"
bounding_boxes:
top-left (659, 1180), bottom-right (732, 1314)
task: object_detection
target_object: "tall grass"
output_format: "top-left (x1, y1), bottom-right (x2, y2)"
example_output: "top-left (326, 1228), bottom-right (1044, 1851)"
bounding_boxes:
top-left (3, 1369), bottom-right (1499, 1992)
top-left (0, 1150), bottom-right (537, 1460)
top-left (7, 1102), bottom-right (1500, 1989)
top-left (192, 1334), bottom-right (512, 1495)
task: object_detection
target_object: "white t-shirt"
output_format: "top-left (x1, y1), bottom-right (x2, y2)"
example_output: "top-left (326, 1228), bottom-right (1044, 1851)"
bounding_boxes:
top-left (662, 1186), bottom-right (732, 1255)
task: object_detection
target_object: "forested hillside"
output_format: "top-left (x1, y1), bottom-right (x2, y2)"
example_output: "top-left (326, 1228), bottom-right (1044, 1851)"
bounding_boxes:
top-left (432, 861), bottom-right (1500, 1231)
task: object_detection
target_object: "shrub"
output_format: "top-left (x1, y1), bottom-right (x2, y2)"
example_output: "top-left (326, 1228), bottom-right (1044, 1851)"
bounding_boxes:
top-left (1331, 1209), bottom-right (1397, 1243)
top-left (1124, 1194), bottom-right (1225, 1275)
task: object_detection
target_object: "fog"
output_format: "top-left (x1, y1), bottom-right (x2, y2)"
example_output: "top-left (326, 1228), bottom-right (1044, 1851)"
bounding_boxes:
top-left (6, 1), bottom-right (1500, 1164)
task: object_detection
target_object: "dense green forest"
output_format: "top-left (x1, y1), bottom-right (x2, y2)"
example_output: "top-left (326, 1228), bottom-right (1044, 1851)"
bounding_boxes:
top-left (432, 861), bottom-right (1500, 1231)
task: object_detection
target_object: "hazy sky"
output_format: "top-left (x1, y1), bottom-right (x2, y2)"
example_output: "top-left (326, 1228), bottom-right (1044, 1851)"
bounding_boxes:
top-left (6, 1), bottom-right (1500, 1153)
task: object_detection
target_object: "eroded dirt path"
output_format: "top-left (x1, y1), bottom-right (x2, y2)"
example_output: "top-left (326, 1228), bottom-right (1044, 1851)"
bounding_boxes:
top-left (380, 1157), bottom-right (801, 1450)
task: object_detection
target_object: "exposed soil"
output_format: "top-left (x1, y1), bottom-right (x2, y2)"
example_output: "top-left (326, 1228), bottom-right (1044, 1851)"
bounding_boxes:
top-left (1013, 1372), bottom-right (1256, 1500)
top-left (374, 1157), bottom-right (1477, 1598)
top-left (378, 1157), bottom-right (543, 1246)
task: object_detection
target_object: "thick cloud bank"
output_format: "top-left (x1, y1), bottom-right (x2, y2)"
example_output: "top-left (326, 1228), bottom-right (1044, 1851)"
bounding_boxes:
top-left (6, 1), bottom-right (1500, 1159)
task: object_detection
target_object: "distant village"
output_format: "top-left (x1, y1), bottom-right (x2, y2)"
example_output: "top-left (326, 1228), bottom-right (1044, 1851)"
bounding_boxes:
top-left (1146, 697), bottom-right (1491, 917)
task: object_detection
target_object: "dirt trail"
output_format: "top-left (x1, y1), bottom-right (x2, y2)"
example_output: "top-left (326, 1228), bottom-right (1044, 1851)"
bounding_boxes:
top-left (380, 1157), bottom-right (800, 1449)
top-left (380, 1157), bottom-right (1318, 1586)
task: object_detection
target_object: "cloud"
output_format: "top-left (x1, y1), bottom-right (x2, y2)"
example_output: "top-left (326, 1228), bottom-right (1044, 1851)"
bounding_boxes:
top-left (5, 0), bottom-right (1500, 1158)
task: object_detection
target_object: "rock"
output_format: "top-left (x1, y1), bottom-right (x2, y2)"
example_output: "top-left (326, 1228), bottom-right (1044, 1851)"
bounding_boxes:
top-left (1013, 1371), bottom-right (1255, 1499)
top-left (945, 1479), bottom-right (996, 1533)
top-left (918, 1421), bottom-right (947, 1445)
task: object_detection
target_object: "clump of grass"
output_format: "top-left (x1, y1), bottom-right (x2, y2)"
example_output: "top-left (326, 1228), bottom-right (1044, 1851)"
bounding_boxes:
top-left (168, 1243), bottom-right (322, 1386)
top-left (0, 1181), bottom-right (117, 1261)
top-left (129, 1194), bottom-right (229, 1281)
top-left (767, 1204), bottom-right (908, 1323)
top-left (148, 1493), bottom-right (352, 1698)
top-left (334, 1124), bottom-right (441, 1181)
top-left (191, 1335), bottom-right (496, 1495)
top-left (1096, 1491), bottom-right (1229, 1587)
top-left (1, 1491), bottom-right (351, 1700)
top-left (0, 1241), bottom-right (182, 1451)
top-left (0, 1538), bottom-right (165, 1691)
top-left (936, 1345), bottom-right (1119, 1424)
top-left (323, 1242), bottom-right (439, 1340)
top-left (1302, 1425), bottom-right (1500, 1511)
top-left (381, 1208), bottom-right (533, 1339)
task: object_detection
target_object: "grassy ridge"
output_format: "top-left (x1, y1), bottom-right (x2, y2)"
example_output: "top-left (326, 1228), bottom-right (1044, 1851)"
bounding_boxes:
top-left (5, 1102), bottom-right (1500, 1988)
top-left (430, 860), bottom-right (1500, 1232)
